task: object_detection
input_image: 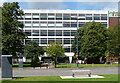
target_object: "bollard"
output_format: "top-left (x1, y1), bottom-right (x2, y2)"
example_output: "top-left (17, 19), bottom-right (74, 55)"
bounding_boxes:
top-left (88, 72), bottom-right (91, 77)
top-left (72, 73), bottom-right (74, 77)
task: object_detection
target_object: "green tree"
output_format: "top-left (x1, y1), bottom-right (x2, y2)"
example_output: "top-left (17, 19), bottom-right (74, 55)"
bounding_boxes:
top-left (2, 2), bottom-right (26, 56)
top-left (72, 21), bottom-right (108, 62)
top-left (107, 23), bottom-right (120, 58)
top-left (46, 41), bottom-right (65, 68)
top-left (24, 41), bottom-right (44, 67)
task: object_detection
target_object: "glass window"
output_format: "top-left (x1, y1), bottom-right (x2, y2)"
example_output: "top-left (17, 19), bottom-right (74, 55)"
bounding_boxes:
top-left (101, 22), bottom-right (107, 27)
top-left (56, 30), bottom-right (62, 36)
top-left (56, 38), bottom-right (62, 44)
top-left (56, 22), bottom-right (62, 28)
top-left (48, 30), bottom-right (55, 36)
top-left (71, 22), bottom-right (77, 27)
top-left (25, 13), bottom-right (31, 20)
top-left (25, 21), bottom-right (31, 28)
top-left (79, 14), bottom-right (85, 16)
top-left (71, 14), bottom-right (77, 20)
top-left (40, 22), bottom-right (47, 28)
top-left (48, 22), bottom-right (55, 28)
top-left (40, 13), bottom-right (47, 20)
top-left (32, 21), bottom-right (39, 28)
top-left (71, 30), bottom-right (76, 36)
top-left (41, 30), bottom-right (47, 36)
top-left (94, 14), bottom-right (100, 20)
top-left (101, 14), bottom-right (107, 20)
top-left (41, 38), bottom-right (47, 44)
top-left (32, 30), bottom-right (39, 36)
top-left (64, 38), bottom-right (70, 44)
top-left (63, 22), bottom-right (70, 27)
top-left (25, 30), bottom-right (31, 36)
top-left (119, 18), bottom-right (120, 22)
top-left (48, 13), bottom-right (55, 20)
top-left (63, 14), bottom-right (70, 20)
top-left (71, 38), bottom-right (74, 44)
top-left (33, 38), bottom-right (39, 43)
top-left (86, 14), bottom-right (92, 20)
top-left (63, 30), bottom-right (70, 36)
top-left (48, 38), bottom-right (55, 44)
top-left (56, 13), bottom-right (62, 20)
top-left (79, 22), bottom-right (85, 27)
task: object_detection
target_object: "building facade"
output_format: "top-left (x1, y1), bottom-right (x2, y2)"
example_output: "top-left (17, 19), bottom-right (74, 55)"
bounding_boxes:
top-left (109, 12), bottom-right (120, 29)
top-left (19, 9), bottom-right (109, 63)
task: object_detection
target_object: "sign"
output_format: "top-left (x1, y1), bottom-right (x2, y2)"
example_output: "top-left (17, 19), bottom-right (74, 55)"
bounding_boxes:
top-left (75, 54), bottom-right (78, 57)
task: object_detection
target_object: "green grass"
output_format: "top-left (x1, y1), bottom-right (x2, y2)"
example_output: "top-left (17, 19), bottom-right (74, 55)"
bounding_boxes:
top-left (2, 74), bottom-right (118, 81)
top-left (57, 63), bottom-right (118, 68)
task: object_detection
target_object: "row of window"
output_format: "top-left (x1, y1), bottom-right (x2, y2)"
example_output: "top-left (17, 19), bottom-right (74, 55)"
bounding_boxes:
top-left (25, 38), bottom-right (74, 45)
top-left (24, 22), bottom-right (107, 28)
top-left (19, 13), bottom-right (107, 20)
top-left (25, 30), bottom-right (76, 36)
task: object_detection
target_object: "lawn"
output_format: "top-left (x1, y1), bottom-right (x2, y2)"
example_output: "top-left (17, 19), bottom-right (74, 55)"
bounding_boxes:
top-left (12, 63), bottom-right (118, 69)
top-left (2, 74), bottom-right (118, 81)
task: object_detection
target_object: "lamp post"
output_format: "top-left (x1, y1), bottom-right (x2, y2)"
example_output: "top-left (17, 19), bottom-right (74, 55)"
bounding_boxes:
top-left (76, 18), bottom-right (79, 68)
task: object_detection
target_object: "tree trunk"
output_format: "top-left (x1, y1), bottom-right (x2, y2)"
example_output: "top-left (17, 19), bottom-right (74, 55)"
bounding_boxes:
top-left (54, 57), bottom-right (57, 68)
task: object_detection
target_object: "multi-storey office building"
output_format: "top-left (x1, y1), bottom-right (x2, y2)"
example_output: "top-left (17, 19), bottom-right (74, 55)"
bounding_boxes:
top-left (19, 9), bottom-right (109, 63)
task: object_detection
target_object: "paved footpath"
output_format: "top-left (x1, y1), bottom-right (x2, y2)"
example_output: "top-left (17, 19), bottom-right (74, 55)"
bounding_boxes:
top-left (11, 67), bottom-right (118, 77)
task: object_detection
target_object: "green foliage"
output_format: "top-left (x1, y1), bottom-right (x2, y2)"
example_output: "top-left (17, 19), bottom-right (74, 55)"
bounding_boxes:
top-left (107, 23), bottom-right (120, 58)
top-left (2, 2), bottom-right (26, 56)
top-left (24, 41), bottom-right (44, 67)
top-left (72, 21), bottom-right (108, 59)
top-left (46, 41), bottom-right (65, 68)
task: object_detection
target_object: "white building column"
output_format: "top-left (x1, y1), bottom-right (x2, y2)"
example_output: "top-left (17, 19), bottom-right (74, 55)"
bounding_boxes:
top-left (23, 57), bottom-right (26, 62)
top-left (69, 56), bottom-right (72, 63)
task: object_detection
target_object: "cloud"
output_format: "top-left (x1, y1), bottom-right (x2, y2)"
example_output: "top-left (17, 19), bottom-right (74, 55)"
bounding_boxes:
top-left (26, 2), bottom-right (66, 9)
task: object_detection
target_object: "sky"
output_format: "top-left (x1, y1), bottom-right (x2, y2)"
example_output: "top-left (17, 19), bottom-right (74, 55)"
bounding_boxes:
top-left (0, 0), bottom-right (120, 12)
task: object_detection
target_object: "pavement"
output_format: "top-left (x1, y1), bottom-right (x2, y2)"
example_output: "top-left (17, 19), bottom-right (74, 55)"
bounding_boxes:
top-left (8, 67), bottom-right (118, 77)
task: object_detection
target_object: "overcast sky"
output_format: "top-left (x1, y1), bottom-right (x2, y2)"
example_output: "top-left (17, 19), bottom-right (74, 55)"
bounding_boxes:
top-left (0, 0), bottom-right (120, 11)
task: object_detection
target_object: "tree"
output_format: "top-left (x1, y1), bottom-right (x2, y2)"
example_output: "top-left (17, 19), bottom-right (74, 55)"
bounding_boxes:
top-left (46, 41), bottom-right (65, 68)
top-left (107, 23), bottom-right (120, 58)
top-left (24, 41), bottom-right (44, 67)
top-left (2, 2), bottom-right (26, 57)
top-left (72, 21), bottom-right (108, 63)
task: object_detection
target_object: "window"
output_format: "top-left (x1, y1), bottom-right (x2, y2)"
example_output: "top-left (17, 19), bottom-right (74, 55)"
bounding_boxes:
top-left (56, 22), bottom-right (62, 28)
top-left (63, 22), bottom-right (70, 27)
top-left (41, 30), bottom-right (47, 36)
top-left (48, 30), bottom-right (55, 36)
top-left (56, 38), bottom-right (62, 44)
top-left (119, 18), bottom-right (120, 22)
top-left (71, 22), bottom-right (77, 27)
top-left (86, 14), bottom-right (92, 20)
top-left (78, 14), bottom-right (85, 20)
top-left (48, 22), bottom-right (55, 28)
top-left (32, 13), bottom-right (39, 20)
top-left (32, 30), bottom-right (39, 36)
top-left (33, 38), bottom-right (39, 43)
top-left (71, 14), bottom-right (77, 20)
top-left (41, 38), bottom-right (47, 44)
top-left (56, 13), bottom-right (62, 20)
top-left (48, 38), bottom-right (55, 44)
top-left (94, 14), bottom-right (100, 20)
top-left (40, 22), bottom-right (47, 28)
top-left (71, 38), bottom-right (74, 44)
top-left (48, 13), bottom-right (55, 20)
top-left (63, 14), bottom-right (70, 20)
top-left (101, 14), bottom-right (107, 20)
top-left (64, 38), bottom-right (70, 44)
top-left (63, 30), bottom-right (70, 36)
top-left (25, 30), bottom-right (31, 36)
top-left (25, 13), bottom-right (31, 20)
top-left (79, 22), bottom-right (85, 27)
top-left (71, 30), bottom-right (76, 36)
top-left (32, 21), bottom-right (39, 28)
top-left (56, 30), bottom-right (62, 36)
top-left (25, 21), bottom-right (31, 28)
top-left (40, 13), bottom-right (47, 20)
